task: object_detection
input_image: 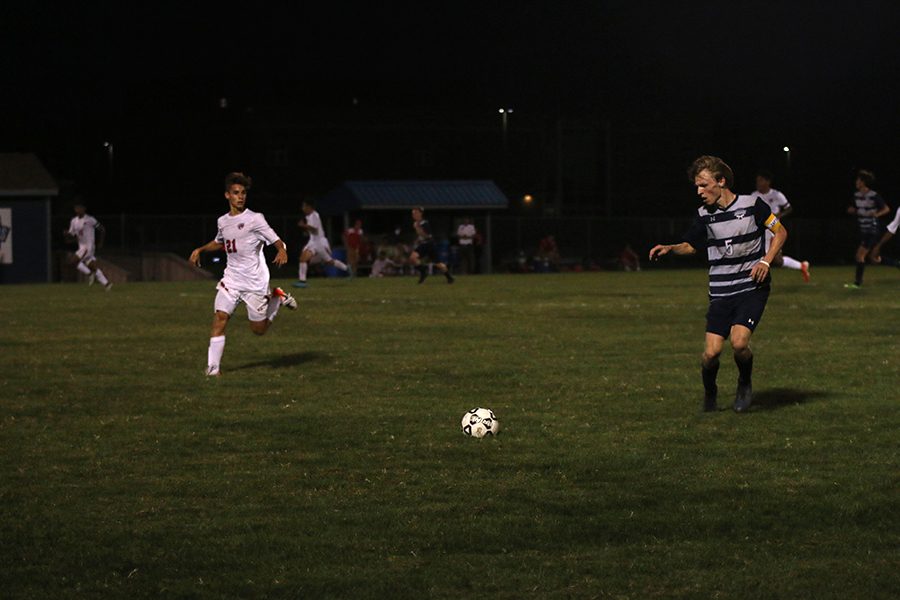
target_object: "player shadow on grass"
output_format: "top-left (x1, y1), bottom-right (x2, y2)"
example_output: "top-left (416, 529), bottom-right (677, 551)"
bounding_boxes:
top-left (749, 388), bottom-right (833, 410)
top-left (232, 351), bottom-right (327, 371)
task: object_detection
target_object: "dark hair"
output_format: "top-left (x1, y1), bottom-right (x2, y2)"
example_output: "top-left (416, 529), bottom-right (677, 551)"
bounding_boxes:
top-left (857, 169), bottom-right (876, 188)
top-left (224, 172), bottom-right (252, 191)
top-left (688, 155), bottom-right (734, 189)
top-left (302, 199), bottom-right (316, 208)
top-left (756, 169), bottom-right (774, 182)
top-left (412, 206), bottom-right (425, 213)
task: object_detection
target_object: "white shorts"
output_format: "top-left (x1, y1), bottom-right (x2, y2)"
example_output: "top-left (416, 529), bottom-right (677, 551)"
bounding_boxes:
top-left (214, 280), bottom-right (271, 322)
top-left (76, 246), bottom-right (96, 264)
top-left (302, 239), bottom-right (333, 263)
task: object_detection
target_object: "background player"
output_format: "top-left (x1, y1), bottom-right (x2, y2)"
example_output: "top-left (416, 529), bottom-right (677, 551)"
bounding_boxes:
top-left (189, 172), bottom-right (297, 376)
top-left (294, 200), bottom-right (349, 288)
top-left (754, 170), bottom-right (810, 282)
top-left (845, 169), bottom-right (890, 288)
top-left (649, 156), bottom-right (787, 413)
top-left (868, 205), bottom-right (900, 266)
top-left (409, 206), bottom-right (454, 284)
top-left (64, 202), bottom-right (112, 290)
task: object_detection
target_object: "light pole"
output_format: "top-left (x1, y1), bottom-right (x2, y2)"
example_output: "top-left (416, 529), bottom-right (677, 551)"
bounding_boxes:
top-left (498, 108), bottom-right (513, 152)
top-left (104, 141), bottom-right (114, 190)
top-left (783, 145), bottom-right (791, 171)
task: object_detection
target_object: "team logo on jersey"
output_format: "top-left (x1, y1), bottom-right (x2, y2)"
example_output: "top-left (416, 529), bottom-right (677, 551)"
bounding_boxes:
top-left (238, 223), bottom-right (245, 230)
top-left (734, 210), bottom-right (747, 219)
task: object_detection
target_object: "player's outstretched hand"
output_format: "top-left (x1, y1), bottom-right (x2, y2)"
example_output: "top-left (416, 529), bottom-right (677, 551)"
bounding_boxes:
top-left (648, 244), bottom-right (670, 261)
top-left (750, 260), bottom-right (769, 282)
top-left (189, 249), bottom-right (202, 267)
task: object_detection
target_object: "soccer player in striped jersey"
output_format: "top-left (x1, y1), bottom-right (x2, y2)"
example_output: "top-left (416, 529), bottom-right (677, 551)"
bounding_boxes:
top-left (845, 169), bottom-right (890, 288)
top-left (410, 206), bottom-right (454, 284)
top-left (754, 170), bottom-right (810, 282)
top-left (649, 156), bottom-right (787, 413)
top-left (189, 173), bottom-right (298, 377)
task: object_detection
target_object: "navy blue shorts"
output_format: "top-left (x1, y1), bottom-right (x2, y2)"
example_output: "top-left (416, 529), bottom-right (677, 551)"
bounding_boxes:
top-left (414, 242), bottom-right (436, 260)
top-left (706, 286), bottom-right (770, 338)
top-left (858, 231), bottom-right (881, 249)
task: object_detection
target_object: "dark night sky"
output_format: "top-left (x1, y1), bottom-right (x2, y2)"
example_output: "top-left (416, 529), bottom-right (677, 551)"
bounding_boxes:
top-left (3, 1), bottom-right (899, 214)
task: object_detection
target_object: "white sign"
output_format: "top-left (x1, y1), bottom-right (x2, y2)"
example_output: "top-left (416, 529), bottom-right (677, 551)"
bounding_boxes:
top-left (0, 208), bottom-right (11, 264)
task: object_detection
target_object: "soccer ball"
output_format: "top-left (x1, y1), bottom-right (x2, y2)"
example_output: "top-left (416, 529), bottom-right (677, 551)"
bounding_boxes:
top-left (461, 407), bottom-right (500, 438)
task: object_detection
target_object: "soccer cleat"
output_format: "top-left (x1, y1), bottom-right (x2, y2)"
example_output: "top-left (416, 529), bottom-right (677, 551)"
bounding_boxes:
top-left (205, 365), bottom-right (220, 377)
top-left (446, 272), bottom-right (455, 284)
top-left (733, 382), bottom-right (752, 413)
top-left (104, 282), bottom-right (113, 292)
top-left (844, 283), bottom-right (861, 290)
top-left (703, 392), bottom-right (718, 412)
top-left (292, 280), bottom-right (308, 288)
top-left (417, 272), bottom-right (427, 284)
top-left (88, 272), bottom-right (96, 286)
top-left (800, 261), bottom-right (810, 283)
top-left (273, 287), bottom-right (298, 310)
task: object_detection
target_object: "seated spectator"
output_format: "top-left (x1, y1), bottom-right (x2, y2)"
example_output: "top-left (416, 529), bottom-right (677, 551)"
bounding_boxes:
top-left (536, 234), bottom-right (560, 272)
top-left (619, 244), bottom-right (641, 271)
top-left (370, 251), bottom-right (399, 277)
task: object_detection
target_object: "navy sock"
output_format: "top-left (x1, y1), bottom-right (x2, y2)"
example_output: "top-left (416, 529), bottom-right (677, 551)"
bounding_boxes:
top-left (701, 357), bottom-right (719, 397)
top-left (855, 262), bottom-right (865, 285)
top-left (735, 353), bottom-right (753, 385)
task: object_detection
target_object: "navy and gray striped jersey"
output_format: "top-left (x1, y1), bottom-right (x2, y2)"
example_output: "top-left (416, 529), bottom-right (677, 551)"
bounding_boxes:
top-left (853, 190), bottom-right (886, 234)
top-left (415, 219), bottom-right (434, 244)
top-left (682, 195), bottom-right (780, 298)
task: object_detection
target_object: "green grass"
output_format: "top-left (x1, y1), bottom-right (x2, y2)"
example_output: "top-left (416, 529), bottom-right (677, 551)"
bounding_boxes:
top-left (2, 266), bottom-right (898, 598)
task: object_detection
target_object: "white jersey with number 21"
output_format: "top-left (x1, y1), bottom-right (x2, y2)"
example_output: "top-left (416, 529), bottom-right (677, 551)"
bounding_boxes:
top-left (215, 209), bottom-right (280, 293)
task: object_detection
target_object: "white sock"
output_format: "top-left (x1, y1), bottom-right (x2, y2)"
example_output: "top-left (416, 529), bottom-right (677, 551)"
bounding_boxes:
top-left (208, 335), bottom-right (225, 370)
top-left (94, 269), bottom-right (109, 285)
top-left (331, 259), bottom-right (349, 271)
top-left (299, 262), bottom-right (308, 282)
top-left (266, 295), bottom-right (281, 321)
top-left (76, 262), bottom-right (91, 275)
top-left (782, 256), bottom-right (802, 270)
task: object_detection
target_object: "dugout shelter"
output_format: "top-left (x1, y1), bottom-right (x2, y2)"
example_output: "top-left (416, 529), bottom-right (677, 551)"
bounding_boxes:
top-left (319, 180), bottom-right (509, 273)
top-left (0, 153), bottom-right (58, 283)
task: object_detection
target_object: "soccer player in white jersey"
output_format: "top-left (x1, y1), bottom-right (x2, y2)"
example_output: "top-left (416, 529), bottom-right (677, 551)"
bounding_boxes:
top-left (293, 200), bottom-right (349, 288)
top-left (755, 171), bottom-right (810, 282)
top-left (650, 156), bottom-right (787, 413)
top-left (189, 173), bottom-right (298, 377)
top-left (868, 204), bottom-right (900, 265)
top-left (64, 203), bottom-right (112, 290)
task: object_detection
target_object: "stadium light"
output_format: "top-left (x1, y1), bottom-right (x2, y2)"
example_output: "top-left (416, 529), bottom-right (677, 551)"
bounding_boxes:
top-left (783, 146), bottom-right (790, 152)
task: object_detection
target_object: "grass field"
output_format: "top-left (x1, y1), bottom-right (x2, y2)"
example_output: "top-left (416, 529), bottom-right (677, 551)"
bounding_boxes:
top-left (2, 266), bottom-right (899, 598)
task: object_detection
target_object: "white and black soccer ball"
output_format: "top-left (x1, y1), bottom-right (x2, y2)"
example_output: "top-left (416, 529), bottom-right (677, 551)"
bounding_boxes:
top-left (461, 407), bottom-right (500, 438)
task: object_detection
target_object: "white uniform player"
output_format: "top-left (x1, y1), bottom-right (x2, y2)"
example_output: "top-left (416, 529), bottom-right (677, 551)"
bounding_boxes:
top-left (868, 205), bottom-right (900, 265)
top-left (190, 173), bottom-right (297, 376)
top-left (213, 209), bottom-right (283, 321)
top-left (65, 204), bottom-right (111, 290)
top-left (294, 201), bottom-right (349, 287)
top-left (754, 172), bottom-right (810, 282)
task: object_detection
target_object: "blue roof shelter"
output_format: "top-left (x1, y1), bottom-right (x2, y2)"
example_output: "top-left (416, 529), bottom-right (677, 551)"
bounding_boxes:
top-left (319, 180), bottom-right (509, 272)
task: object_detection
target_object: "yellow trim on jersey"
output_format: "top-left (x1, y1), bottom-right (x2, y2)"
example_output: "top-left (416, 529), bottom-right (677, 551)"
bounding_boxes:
top-left (765, 214), bottom-right (783, 232)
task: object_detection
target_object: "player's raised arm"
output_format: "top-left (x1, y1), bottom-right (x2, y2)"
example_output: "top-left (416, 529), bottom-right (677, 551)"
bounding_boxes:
top-left (189, 240), bottom-right (225, 267)
top-left (649, 242), bottom-right (696, 261)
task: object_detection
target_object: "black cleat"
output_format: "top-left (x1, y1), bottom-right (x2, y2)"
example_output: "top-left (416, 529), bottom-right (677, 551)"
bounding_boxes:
top-left (446, 273), bottom-right (455, 284)
top-left (703, 391), bottom-right (718, 412)
top-left (733, 382), bottom-right (752, 413)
